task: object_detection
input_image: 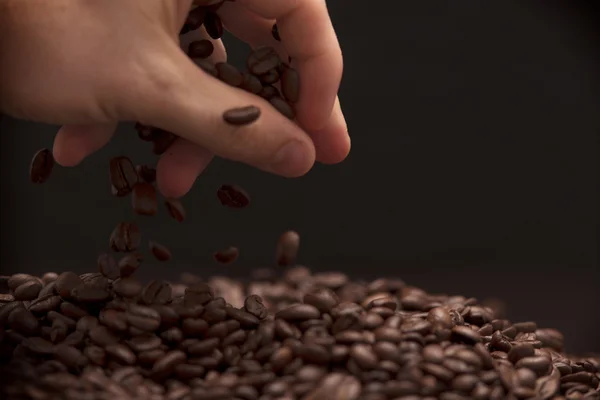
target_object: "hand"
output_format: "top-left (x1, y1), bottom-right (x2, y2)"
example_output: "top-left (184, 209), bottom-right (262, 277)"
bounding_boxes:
top-left (0, 0), bottom-right (349, 198)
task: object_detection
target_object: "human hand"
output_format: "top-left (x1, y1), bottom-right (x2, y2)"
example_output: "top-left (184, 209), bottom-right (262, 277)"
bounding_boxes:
top-left (0, 0), bottom-right (349, 198)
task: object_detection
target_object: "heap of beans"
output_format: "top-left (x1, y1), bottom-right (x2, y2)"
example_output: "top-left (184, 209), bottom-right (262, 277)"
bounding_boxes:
top-left (1, 263), bottom-right (599, 400)
top-left (7, 2), bottom-right (600, 400)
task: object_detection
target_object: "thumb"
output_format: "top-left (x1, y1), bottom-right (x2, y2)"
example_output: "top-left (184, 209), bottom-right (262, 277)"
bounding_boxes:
top-left (127, 40), bottom-right (315, 178)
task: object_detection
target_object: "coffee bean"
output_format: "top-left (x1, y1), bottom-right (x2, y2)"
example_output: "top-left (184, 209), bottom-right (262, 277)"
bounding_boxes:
top-left (508, 343), bottom-right (535, 364)
top-left (259, 68), bottom-right (280, 85)
top-left (271, 24), bottom-right (280, 41)
top-left (152, 350), bottom-right (187, 380)
top-left (451, 326), bottom-right (482, 344)
top-left (269, 96), bottom-right (296, 119)
top-left (188, 39), bottom-right (214, 59)
top-left (276, 304), bottom-right (320, 321)
top-left (150, 241), bottom-right (172, 262)
top-left (222, 106), bottom-right (261, 126)
top-left (109, 222), bottom-right (141, 252)
top-left (241, 72), bottom-right (263, 94)
top-left (515, 356), bottom-right (551, 376)
top-left (303, 288), bottom-right (339, 313)
top-left (281, 67), bottom-right (300, 103)
top-left (275, 230), bottom-right (300, 266)
top-left (106, 343), bottom-right (136, 365)
top-left (244, 295), bottom-right (268, 319)
top-left (141, 280), bottom-right (172, 305)
top-left (30, 148), bottom-right (55, 184)
top-left (28, 294), bottom-right (61, 314)
top-left (109, 156), bottom-right (138, 196)
top-left (131, 182), bottom-right (158, 216)
top-left (247, 47), bottom-right (281, 76)
top-left (71, 285), bottom-right (110, 303)
top-left (97, 253), bottom-right (120, 280)
top-left (14, 280), bottom-right (42, 301)
top-left (216, 62), bottom-right (244, 86)
top-left (217, 184), bottom-right (250, 208)
top-left (136, 165), bottom-right (156, 183)
top-left (118, 253), bottom-right (142, 277)
top-left (113, 277), bottom-right (143, 298)
top-left (9, 308), bottom-right (39, 336)
top-left (535, 328), bottom-right (564, 351)
top-left (259, 85), bottom-right (280, 100)
top-left (213, 246), bottom-right (239, 264)
top-left (126, 304), bottom-right (161, 332)
top-left (204, 12), bottom-right (223, 40)
top-left (165, 198), bottom-right (186, 222)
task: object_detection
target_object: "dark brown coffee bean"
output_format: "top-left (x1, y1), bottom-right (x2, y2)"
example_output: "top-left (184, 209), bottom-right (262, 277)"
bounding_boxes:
top-left (222, 106), bottom-right (261, 126)
top-left (8, 308), bottom-right (39, 335)
top-left (247, 47), bottom-right (280, 76)
top-left (13, 280), bottom-right (42, 301)
top-left (240, 72), bottom-right (263, 94)
top-left (113, 277), bottom-right (143, 298)
top-left (225, 307), bottom-right (260, 328)
top-left (244, 295), bottom-right (268, 319)
top-left (152, 350), bottom-right (186, 380)
top-left (271, 23), bottom-right (280, 41)
top-left (216, 62), bottom-right (244, 86)
top-left (175, 363), bottom-right (206, 380)
top-left (71, 285), bottom-right (110, 303)
top-left (185, 283), bottom-right (214, 306)
top-left (213, 246), bottom-right (239, 264)
top-left (183, 6), bottom-right (206, 32)
top-left (165, 198), bottom-right (186, 222)
top-left (109, 156), bottom-right (138, 196)
top-left (97, 253), bottom-right (119, 280)
top-left (54, 344), bottom-right (88, 371)
top-left (30, 148), bottom-right (55, 184)
top-left (515, 356), bottom-right (551, 376)
top-left (141, 280), bottom-right (172, 305)
top-left (21, 337), bottom-right (55, 356)
top-left (84, 346), bottom-right (106, 366)
top-left (276, 303), bottom-right (320, 321)
top-left (135, 164), bottom-right (156, 183)
top-left (275, 230), bottom-right (300, 266)
top-left (269, 96), bottom-right (296, 119)
top-left (150, 241), bottom-right (172, 262)
top-left (281, 67), bottom-right (300, 103)
top-left (135, 122), bottom-right (155, 141)
top-left (535, 328), bottom-right (564, 351)
top-left (188, 39), bottom-right (214, 59)
top-left (76, 316), bottom-right (99, 334)
top-left (28, 294), bottom-right (61, 314)
top-left (297, 343), bottom-right (331, 365)
top-left (204, 12), bottom-right (223, 39)
top-left (259, 68), bottom-right (280, 85)
top-left (55, 272), bottom-right (82, 299)
top-left (118, 253), bottom-right (142, 277)
top-left (217, 184), bottom-right (250, 208)
top-left (259, 85), bottom-right (281, 100)
top-left (513, 321), bottom-right (537, 333)
top-left (109, 222), bottom-right (141, 252)
top-left (126, 304), bottom-right (161, 332)
top-left (451, 326), bottom-right (482, 344)
top-left (105, 343), bottom-right (136, 365)
top-left (99, 309), bottom-right (128, 331)
top-left (508, 343), bottom-right (535, 364)
top-left (131, 182), bottom-right (158, 216)
top-left (350, 343), bottom-right (379, 369)
top-left (303, 288), bottom-right (339, 313)
top-left (151, 129), bottom-right (177, 155)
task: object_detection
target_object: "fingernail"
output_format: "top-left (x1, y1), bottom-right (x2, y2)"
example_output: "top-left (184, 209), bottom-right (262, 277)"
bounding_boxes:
top-left (271, 140), bottom-right (312, 177)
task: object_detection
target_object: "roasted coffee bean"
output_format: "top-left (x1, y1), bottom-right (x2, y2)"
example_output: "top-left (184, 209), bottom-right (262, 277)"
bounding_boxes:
top-left (222, 105), bottom-right (261, 126)
top-left (213, 246), bottom-right (239, 264)
top-left (126, 304), bottom-right (161, 332)
top-left (30, 148), bottom-right (55, 184)
top-left (241, 72), bottom-right (263, 94)
top-left (105, 343), bottom-right (136, 365)
top-left (9, 308), bottom-right (39, 336)
top-left (259, 68), bottom-right (280, 85)
top-left (141, 280), bottom-right (172, 305)
top-left (276, 230), bottom-right (300, 266)
top-left (55, 272), bottom-right (82, 299)
top-left (118, 253), bottom-right (142, 277)
top-left (97, 253), bottom-right (120, 280)
top-left (152, 129), bottom-right (177, 155)
top-left (165, 198), bottom-right (186, 222)
top-left (113, 277), bottom-right (143, 298)
top-left (29, 294), bottom-right (61, 314)
top-left (204, 12), bottom-right (223, 39)
top-left (150, 241), bottom-right (172, 262)
top-left (188, 39), bottom-right (214, 59)
top-left (247, 47), bottom-right (280, 76)
top-left (217, 184), bottom-right (250, 208)
top-left (271, 23), bottom-right (280, 41)
top-left (244, 294), bottom-right (268, 319)
top-left (216, 62), bottom-right (244, 86)
top-left (451, 326), bottom-right (482, 344)
top-left (276, 304), bottom-right (320, 321)
top-left (14, 279), bottom-right (42, 301)
top-left (109, 222), bottom-right (141, 252)
top-left (269, 96), bottom-right (296, 119)
top-left (152, 350), bottom-right (187, 380)
top-left (136, 165), bottom-right (156, 183)
top-left (259, 85), bottom-right (280, 100)
top-left (131, 182), bottom-right (158, 216)
top-left (281, 67), bottom-right (300, 103)
top-left (71, 285), bottom-right (110, 303)
top-left (109, 156), bottom-right (138, 196)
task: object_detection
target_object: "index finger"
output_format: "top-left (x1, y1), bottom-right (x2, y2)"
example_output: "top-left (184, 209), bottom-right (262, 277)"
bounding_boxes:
top-left (236, 0), bottom-right (343, 132)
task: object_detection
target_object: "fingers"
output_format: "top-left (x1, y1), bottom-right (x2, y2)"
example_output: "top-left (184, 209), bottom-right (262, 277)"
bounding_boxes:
top-left (52, 122), bottom-right (117, 167)
top-left (157, 138), bottom-right (214, 198)
top-left (155, 26), bottom-right (224, 198)
top-left (235, 0), bottom-right (343, 132)
top-left (311, 96), bottom-right (350, 164)
top-left (217, 3), bottom-right (349, 164)
top-left (131, 40), bottom-right (316, 178)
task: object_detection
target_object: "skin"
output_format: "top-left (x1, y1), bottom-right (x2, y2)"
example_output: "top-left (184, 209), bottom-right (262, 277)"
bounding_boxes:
top-left (0, 0), bottom-right (350, 198)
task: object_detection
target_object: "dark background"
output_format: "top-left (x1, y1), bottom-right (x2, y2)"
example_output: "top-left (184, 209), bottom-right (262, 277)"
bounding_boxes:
top-left (1, 1), bottom-right (598, 353)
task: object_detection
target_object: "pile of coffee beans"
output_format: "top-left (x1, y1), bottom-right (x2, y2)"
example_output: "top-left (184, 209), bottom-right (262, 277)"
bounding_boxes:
top-left (11, 2), bottom-right (600, 399)
top-left (2, 260), bottom-right (600, 400)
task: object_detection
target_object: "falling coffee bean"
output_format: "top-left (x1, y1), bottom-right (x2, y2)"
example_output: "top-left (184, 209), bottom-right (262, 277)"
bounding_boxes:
top-left (131, 182), bottom-right (158, 216)
top-left (109, 222), bottom-right (141, 252)
top-left (29, 148), bottom-right (54, 184)
top-left (204, 12), bottom-right (223, 40)
top-left (109, 156), bottom-right (138, 196)
top-left (276, 230), bottom-right (300, 266)
top-left (150, 241), bottom-right (172, 262)
top-left (188, 39), bottom-right (214, 59)
top-left (217, 184), bottom-right (250, 208)
top-left (213, 246), bottom-right (239, 265)
top-left (164, 198), bottom-right (186, 222)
